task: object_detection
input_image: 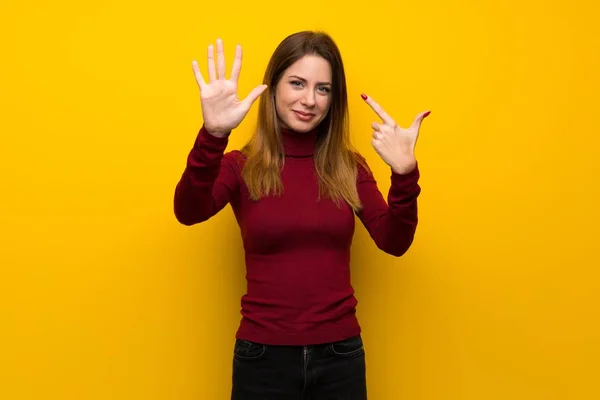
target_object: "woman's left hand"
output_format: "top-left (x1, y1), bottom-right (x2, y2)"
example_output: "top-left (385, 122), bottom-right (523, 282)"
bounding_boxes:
top-left (362, 94), bottom-right (430, 174)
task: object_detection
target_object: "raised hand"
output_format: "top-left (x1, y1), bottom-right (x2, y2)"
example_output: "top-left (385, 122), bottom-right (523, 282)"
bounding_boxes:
top-left (192, 38), bottom-right (267, 138)
top-left (361, 93), bottom-right (430, 174)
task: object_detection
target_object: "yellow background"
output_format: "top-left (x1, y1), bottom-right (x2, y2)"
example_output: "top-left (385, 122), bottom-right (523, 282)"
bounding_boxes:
top-left (1, 0), bottom-right (599, 398)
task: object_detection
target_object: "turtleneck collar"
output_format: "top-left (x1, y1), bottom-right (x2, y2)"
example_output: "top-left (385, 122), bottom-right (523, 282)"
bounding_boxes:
top-left (281, 127), bottom-right (319, 157)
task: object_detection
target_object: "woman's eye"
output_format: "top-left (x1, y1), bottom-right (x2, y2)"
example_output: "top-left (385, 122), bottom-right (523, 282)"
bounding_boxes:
top-left (289, 81), bottom-right (330, 93)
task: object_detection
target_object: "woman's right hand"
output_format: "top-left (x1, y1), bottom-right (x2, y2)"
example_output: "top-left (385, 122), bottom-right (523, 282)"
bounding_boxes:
top-left (192, 38), bottom-right (267, 138)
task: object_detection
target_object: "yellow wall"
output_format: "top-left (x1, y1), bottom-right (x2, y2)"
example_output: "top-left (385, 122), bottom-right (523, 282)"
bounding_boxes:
top-left (2, 0), bottom-right (599, 398)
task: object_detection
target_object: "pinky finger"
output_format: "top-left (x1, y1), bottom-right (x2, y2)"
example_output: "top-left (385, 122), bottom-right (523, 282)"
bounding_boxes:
top-left (192, 60), bottom-right (206, 88)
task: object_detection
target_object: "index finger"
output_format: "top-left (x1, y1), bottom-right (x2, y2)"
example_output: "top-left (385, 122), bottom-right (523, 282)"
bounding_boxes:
top-left (361, 94), bottom-right (395, 125)
top-left (230, 44), bottom-right (242, 83)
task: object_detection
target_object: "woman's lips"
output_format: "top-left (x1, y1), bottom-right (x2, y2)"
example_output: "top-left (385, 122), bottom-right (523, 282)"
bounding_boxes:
top-left (293, 110), bottom-right (315, 121)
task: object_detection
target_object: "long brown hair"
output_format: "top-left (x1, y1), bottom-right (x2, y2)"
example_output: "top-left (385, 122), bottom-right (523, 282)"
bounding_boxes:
top-left (240, 31), bottom-right (367, 212)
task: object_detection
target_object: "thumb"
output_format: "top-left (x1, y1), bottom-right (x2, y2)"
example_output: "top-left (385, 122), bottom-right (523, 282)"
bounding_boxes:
top-left (410, 110), bottom-right (431, 130)
top-left (241, 84), bottom-right (268, 109)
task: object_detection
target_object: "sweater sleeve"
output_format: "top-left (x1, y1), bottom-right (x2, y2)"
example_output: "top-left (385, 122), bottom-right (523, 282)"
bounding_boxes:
top-left (173, 125), bottom-right (241, 226)
top-left (355, 155), bottom-right (421, 257)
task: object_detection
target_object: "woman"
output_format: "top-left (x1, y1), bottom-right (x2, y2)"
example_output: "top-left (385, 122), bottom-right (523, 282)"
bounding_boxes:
top-left (174, 31), bottom-right (430, 400)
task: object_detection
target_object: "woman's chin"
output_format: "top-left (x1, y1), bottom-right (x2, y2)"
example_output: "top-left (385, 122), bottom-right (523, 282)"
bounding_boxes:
top-left (283, 118), bottom-right (320, 133)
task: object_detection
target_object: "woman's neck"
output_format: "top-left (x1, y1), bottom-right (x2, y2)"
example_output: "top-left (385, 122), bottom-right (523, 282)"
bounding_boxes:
top-left (281, 127), bottom-right (319, 157)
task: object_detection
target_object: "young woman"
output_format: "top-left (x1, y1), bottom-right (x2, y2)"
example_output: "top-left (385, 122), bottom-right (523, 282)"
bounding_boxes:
top-left (174, 30), bottom-right (430, 400)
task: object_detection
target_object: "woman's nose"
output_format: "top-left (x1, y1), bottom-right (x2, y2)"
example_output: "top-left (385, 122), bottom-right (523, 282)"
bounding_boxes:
top-left (301, 91), bottom-right (316, 106)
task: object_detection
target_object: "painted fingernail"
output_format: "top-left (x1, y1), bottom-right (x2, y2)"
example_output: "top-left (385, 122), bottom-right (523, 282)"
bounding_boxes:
top-left (361, 93), bottom-right (367, 100)
top-left (424, 111), bottom-right (431, 117)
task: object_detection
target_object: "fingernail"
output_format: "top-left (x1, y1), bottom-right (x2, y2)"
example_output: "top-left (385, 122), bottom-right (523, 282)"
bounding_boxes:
top-left (361, 94), bottom-right (367, 100)
top-left (424, 111), bottom-right (431, 117)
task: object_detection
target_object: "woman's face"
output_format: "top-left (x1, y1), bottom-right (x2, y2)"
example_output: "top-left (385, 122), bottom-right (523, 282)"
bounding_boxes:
top-left (274, 54), bottom-right (333, 133)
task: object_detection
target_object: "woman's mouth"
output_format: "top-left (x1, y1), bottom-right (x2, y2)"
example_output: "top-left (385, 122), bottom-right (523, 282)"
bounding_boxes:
top-left (293, 110), bottom-right (316, 121)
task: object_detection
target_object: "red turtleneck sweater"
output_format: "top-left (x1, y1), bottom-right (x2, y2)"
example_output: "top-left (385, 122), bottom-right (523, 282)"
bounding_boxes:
top-left (174, 125), bottom-right (421, 346)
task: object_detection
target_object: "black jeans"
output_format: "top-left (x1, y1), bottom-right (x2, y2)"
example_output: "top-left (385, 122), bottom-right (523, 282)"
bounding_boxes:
top-left (231, 334), bottom-right (367, 400)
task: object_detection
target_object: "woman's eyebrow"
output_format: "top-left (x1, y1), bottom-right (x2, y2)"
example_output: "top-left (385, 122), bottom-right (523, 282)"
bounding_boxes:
top-left (288, 75), bottom-right (332, 85)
